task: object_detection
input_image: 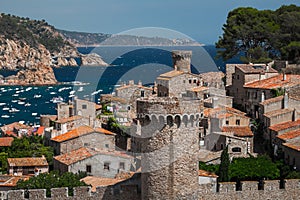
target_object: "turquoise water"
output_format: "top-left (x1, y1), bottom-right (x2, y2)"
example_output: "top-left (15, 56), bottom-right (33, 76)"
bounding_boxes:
top-left (0, 45), bottom-right (241, 126)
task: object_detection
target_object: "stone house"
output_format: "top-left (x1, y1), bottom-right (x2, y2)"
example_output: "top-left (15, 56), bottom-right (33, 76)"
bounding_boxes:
top-left (198, 170), bottom-right (218, 192)
top-left (243, 74), bottom-right (300, 118)
top-left (203, 107), bottom-right (254, 157)
top-left (7, 156), bottom-right (48, 176)
top-left (53, 147), bottom-right (134, 178)
top-left (275, 129), bottom-right (300, 156)
top-left (283, 138), bottom-right (300, 171)
top-left (0, 175), bottom-right (30, 191)
top-left (50, 126), bottom-right (115, 155)
top-left (0, 122), bottom-right (33, 137)
top-left (226, 63), bottom-right (278, 110)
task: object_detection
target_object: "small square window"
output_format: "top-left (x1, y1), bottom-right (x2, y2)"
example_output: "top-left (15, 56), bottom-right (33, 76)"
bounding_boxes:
top-left (86, 165), bottom-right (91, 173)
top-left (82, 104), bottom-right (87, 109)
top-left (236, 119), bottom-right (240, 125)
top-left (119, 162), bottom-right (125, 170)
top-left (193, 79), bottom-right (197, 84)
top-left (104, 162), bottom-right (110, 170)
top-left (226, 120), bottom-right (229, 125)
top-left (189, 80), bottom-right (192, 84)
top-left (105, 144), bottom-right (109, 148)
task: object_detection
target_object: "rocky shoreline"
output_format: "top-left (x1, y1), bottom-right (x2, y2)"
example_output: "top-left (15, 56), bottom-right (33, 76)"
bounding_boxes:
top-left (0, 39), bottom-right (109, 85)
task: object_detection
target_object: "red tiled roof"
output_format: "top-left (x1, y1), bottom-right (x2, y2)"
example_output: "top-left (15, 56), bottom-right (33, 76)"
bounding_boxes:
top-left (0, 137), bottom-right (14, 147)
top-left (263, 108), bottom-right (293, 118)
top-left (54, 147), bottom-right (95, 165)
top-left (244, 74), bottom-right (300, 89)
top-left (36, 126), bottom-right (45, 136)
top-left (7, 157), bottom-right (48, 167)
top-left (51, 126), bottom-right (115, 143)
top-left (283, 141), bottom-right (300, 152)
top-left (157, 70), bottom-right (184, 79)
top-left (204, 107), bottom-right (248, 119)
top-left (269, 119), bottom-right (300, 132)
top-left (190, 86), bottom-right (209, 92)
top-left (277, 129), bottom-right (300, 141)
top-left (0, 175), bottom-right (30, 187)
top-left (55, 115), bottom-right (83, 124)
top-left (236, 65), bottom-right (277, 74)
top-left (260, 96), bottom-right (284, 105)
top-left (198, 170), bottom-right (218, 178)
top-left (222, 126), bottom-right (253, 137)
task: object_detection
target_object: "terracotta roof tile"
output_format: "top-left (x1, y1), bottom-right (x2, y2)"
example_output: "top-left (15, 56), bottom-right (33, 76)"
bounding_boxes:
top-left (0, 175), bottom-right (30, 187)
top-left (244, 74), bottom-right (300, 89)
top-left (55, 115), bottom-right (83, 124)
top-left (54, 147), bottom-right (132, 166)
top-left (36, 126), bottom-right (45, 135)
top-left (189, 86), bottom-right (209, 92)
top-left (157, 70), bottom-right (184, 79)
top-left (54, 147), bottom-right (95, 165)
top-left (260, 96), bottom-right (284, 105)
top-left (7, 157), bottom-right (48, 167)
top-left (283, 140), bottom-right (300, 152)
top-left (236, 64), bottom-right (277, 74)
top-left (269, 119), bottom-right (300, 132)
top-left (51, 126), bottom-right (115, 143)
top-left (222, 126), bottom-right (253, 137)
top-left (204, 107), bottom-right (248, 119)
top-left (263, 108), bottom-right (293, 118)
top-left (277, 129), bottom-right (300, 141)
top-left (0, 137), bottom-right (14, 147)
top-left (198, 170), bottom-right (218, 178)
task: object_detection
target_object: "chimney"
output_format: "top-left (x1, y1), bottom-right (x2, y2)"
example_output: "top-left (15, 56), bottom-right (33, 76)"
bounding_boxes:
top-left (283, 91), bottom-right (288, 109)
top-left (283, 73), bottom-right (287, 81)
top-left (212, 97), bottom-right (219, 108)
top-left (293, 109), bottom-right (298, 121)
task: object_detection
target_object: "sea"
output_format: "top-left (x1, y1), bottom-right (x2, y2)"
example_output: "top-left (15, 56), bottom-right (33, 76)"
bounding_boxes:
top-left (0, 45), bottom-right (241, 126)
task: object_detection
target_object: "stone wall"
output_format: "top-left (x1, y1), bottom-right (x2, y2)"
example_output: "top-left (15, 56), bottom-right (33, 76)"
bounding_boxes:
top-left (2, 179), bottom-right (300, 200)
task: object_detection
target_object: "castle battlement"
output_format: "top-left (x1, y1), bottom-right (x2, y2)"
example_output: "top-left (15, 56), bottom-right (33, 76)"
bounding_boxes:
top-left (1, 179), bottom-right (299, 200)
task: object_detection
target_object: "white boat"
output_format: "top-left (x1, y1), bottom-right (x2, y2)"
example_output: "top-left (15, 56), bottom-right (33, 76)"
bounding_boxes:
top-left (19, 121), bottom-right (25, 124)
top-left (9, 108), bottom-right (20, 113)
top-left (50, 92), bottom-right (57, 95)
top-left (18, 101), bottom-right (25, 105)
top-left (34, 94), bottom-right (41, 98)
top-left (12, 94), bottom-right (19, 97)
top-left (0, 103), bottom-right (6, 106)
top-left (48, 86), bottom-right (53, 89)
top-left (12, 100), bottom-right (18, 103)
top-left (2, 107), bottom-right (9, 111)
top-left (77, 87), bottom-right (84, 92)
top-left (69, 90), bottom-right (76, 95)
top-left (25, 87), bottom-right (32, 91)
top-left (51, 97), bottom-right (64, 103)
top-left (1, 115), bottom-right (9, 118)
top-left (69, 94), bottom-right (75, 98)
top-left (25, 103), bottom-right (31, 107)
top-left (32, 113), bottom-right (38, 116)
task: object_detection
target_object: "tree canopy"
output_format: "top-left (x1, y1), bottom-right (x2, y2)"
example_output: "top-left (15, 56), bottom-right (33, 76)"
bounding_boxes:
top-left (16, 171), bottom-right (88, 197)
top-left (216, 4), bottom-right (300, 64)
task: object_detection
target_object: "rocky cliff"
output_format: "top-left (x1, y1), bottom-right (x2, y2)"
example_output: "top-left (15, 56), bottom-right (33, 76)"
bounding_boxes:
top-left (0, 13), bottom-right (108, 85)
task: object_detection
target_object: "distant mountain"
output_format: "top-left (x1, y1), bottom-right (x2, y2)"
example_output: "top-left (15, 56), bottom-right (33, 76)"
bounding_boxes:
top-left (58, 30), bottom-right (201, 47)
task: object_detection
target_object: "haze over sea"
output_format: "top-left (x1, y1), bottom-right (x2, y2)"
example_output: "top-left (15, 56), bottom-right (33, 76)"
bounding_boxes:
top-left (0, 45), bottom-right (240, 126)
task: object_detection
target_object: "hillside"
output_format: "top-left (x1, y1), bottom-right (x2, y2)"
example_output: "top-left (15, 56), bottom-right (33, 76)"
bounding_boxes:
top-left (0, 13), bottom-right (108, 85)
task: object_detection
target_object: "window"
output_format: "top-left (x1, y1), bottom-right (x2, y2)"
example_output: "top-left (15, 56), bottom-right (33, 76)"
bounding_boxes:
top-left (82, 104), bottom-right (87, 109)
top-left (237, 75), bottom-right (239, 79)
top-left (254, 92), bottom-right (257, 99)
top-left (226, 120), bottom-right (229, 125)
top-left (141, 90), bottom-right (144, 97)
top-left (193, 79), bottom-right (197, 84)
top-left (183, 80), bottom-right (186, 83)
top-left (104, 162), bottom-right (110, 170)
top-left (127, 106), bottom-right (131, 111)
top-left (236, 119), bottom-right (240, 125)
top-left (189, 80), bottom-right (192, 84)
top-left (232, 147), bottom-right (242, 152)
top-left (105, 144), bottom-right (109, 148)
top-left (86, 165), bottom-right (92, 173)
top-left (119, 162), bottom-right (125, 170)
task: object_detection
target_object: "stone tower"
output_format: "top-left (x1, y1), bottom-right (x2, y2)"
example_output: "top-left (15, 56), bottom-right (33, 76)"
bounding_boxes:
top-left (134, 97), bottom-right (202, 199)
top-left (172, 50), bottom-right (192, 73)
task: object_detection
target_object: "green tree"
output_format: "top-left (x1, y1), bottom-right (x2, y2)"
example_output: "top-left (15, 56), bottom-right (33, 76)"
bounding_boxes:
top-left (218, 146), bottom-right (230, 182)
top-left (216, 5), bottom-right (300, 63)
top-left (16, 171), bottom-right (88, 197)
top-left (229, 155), bottom-right (279, 181)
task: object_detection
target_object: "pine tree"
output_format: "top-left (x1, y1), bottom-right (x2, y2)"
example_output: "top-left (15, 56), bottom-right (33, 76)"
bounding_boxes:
top-left (218, 146), bottom-right (230, 182)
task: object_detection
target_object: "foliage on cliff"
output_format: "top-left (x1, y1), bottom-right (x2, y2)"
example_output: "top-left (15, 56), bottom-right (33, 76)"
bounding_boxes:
top-left (216, 4), bottom-right (300, 64)
top-left (0, 13), bottom-right (71, 52)
top-left (16, 171), bottom-right (88, 197)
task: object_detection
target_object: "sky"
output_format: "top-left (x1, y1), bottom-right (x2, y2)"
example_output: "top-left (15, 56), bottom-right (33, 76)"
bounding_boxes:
top-left (1, 0), bottom-right (299, 44)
